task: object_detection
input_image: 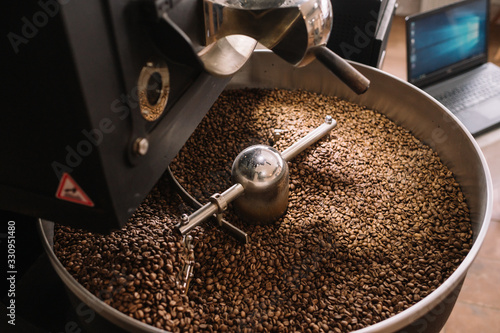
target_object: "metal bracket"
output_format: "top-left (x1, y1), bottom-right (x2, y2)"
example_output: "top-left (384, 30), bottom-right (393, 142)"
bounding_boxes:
top-left (167, 168), bottom-right (249, 243)
top-left (209, 193), bottom-right (228, 227)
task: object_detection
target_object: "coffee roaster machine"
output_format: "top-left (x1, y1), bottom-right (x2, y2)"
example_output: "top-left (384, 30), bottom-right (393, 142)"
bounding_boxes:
top-left (1, 0), bottom-right (493, 332)
top-left (2, 0), bottom-right (370, 233)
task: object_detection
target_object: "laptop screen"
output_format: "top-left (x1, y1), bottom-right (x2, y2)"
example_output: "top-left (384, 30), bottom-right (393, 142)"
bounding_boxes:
top-left (406, 0), bottom-right (489, 87)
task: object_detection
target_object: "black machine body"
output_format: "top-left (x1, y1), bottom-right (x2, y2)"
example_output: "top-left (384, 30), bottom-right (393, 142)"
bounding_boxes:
top-left (2, 0), bottom-right (230, 233)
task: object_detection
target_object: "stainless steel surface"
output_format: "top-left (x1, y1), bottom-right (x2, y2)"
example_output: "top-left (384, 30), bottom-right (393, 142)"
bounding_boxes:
top-left (232, 144), bottom-right (289, 224)
top-left (38, 50), bottom-right (493, 332)
top-left (281, 115), bottom-right (337, 162)
top-left (201, 0), bottom-right (331, 74)
top-left (198, 35), bottom-right (258, 77)
top-left (232, 117), bottom-right (336, 224)
top-left (201, 0), bottom-right (370, 94)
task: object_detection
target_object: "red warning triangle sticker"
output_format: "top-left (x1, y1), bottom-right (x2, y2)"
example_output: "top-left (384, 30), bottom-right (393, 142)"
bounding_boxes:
top-left (55, 173), bottom-right (94, 207)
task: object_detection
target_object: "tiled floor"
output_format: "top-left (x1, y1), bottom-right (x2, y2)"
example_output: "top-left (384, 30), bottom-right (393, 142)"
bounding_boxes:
top-left (381, 13), bottom-right (500, 333)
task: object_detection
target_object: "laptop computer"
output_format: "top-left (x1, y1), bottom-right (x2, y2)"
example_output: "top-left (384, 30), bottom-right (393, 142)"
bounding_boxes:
top-left (406, 0), bottom-right (500, 136)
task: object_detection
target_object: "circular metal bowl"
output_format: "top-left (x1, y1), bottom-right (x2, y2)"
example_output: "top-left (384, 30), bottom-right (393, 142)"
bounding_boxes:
top-left (39, 50), bottom-right (493, 333)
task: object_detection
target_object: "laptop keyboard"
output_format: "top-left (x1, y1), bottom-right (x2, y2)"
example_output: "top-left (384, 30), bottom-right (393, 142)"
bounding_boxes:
top-left (435, 70), bottom-right (500, 114)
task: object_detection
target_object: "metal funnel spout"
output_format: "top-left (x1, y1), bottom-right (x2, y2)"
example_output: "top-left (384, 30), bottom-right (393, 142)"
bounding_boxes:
top-left (201, 0), bottom-right (370, 94)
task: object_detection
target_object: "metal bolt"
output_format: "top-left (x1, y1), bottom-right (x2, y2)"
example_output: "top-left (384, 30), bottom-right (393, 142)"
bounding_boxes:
top-left (325, 115), bottom-right (333, 124)
top-left (134, 137), bottom-right (149, 156)
top-left (273, 128), bottom-right (286, 142)
top-left (180, 214), bottom-right (189, 225)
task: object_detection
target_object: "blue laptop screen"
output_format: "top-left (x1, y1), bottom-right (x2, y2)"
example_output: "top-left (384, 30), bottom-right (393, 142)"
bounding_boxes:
top-left (407, 0), bottom-right (488, 85)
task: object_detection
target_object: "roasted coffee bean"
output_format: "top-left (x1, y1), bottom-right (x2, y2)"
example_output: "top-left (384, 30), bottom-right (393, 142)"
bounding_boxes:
top-left (55, 89), bottom-right (472, 332)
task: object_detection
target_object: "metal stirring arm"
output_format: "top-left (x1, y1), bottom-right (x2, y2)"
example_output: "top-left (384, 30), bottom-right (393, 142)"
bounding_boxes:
top-left (177, 184), bottom-right (245, 235)
top-left (168, 170), bottom-right (249, 243)
top-left (281, 115), bottom-right (337, 161)
top-left (174, 115), bottom-right (337, 241)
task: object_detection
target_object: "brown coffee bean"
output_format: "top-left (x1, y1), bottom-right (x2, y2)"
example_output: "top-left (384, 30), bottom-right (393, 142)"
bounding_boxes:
top-left (55, 89), bottom-right (472, 333)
